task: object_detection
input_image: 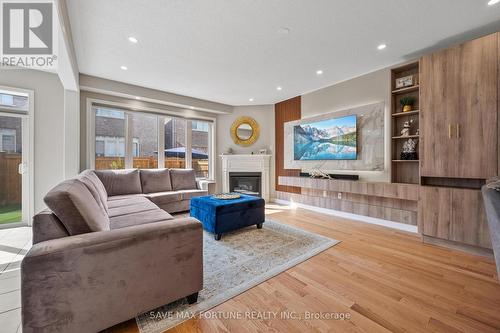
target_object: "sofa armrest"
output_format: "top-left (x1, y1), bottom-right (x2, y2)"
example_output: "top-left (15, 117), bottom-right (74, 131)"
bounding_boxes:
top-left (482, 186), bottom-right (500, 281)
top-left (22, 218), bottom-right (203, 333)
top-left (197, 179), bottom-right (216, 194)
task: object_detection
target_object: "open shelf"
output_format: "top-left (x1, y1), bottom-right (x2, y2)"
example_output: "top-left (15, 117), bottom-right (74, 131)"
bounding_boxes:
top-left (392, 110), bottom-right (419, 117)
top-left (391, 61), bottom-right (420, 185)
top-left (392, 85), bottom-right (419, 94)
top-left (392, 135), bottom-right (419, 140)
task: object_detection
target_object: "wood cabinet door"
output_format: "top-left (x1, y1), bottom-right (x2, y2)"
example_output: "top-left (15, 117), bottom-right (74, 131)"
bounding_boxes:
top-left (420, 47), bottom-right (460, 177)
top-left (418, 186), bottom-right (452, 239)
top-left (455, 34), bottom-right (498, 179)
top-left (450, 188), bottom-right (492, 249)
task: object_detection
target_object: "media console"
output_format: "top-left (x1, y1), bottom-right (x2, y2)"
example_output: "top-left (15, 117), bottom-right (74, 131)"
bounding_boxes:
top-left (277, 176), bottom-right (419, 226)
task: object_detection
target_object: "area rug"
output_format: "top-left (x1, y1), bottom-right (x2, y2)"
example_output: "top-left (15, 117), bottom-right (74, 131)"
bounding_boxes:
top-left (135, 220), bottom-right (339, 333)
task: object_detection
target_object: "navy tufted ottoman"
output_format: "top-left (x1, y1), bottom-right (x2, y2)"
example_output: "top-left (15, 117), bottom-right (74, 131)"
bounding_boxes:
top-left (190, 194), bottom-right (265, 240)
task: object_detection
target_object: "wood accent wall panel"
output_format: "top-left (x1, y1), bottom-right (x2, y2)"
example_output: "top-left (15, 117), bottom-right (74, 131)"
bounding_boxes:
top-left (275, 97), bottom-right (302, 194)
top-left (278, 176), bottom-right (419, 201)
top-left (276, 191), bottom-right (418, 225)
top-left (277, 176), bottom-right (419, 225)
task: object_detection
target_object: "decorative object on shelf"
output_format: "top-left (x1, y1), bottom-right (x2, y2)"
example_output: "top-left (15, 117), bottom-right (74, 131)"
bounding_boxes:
top-left (400, 96), bottom-right (416, 112)
top-left (307, 162), bottom-right (332, 179)
top-left (299, 172), bottom-right (359, 180)
top-left (395, 74), bottom-right (416, 89)
top-left (400, 120), bottom-right (413, 137)
top-left (309, 169), bottom-right (332, 179)
top-left (258, 149), bottom-right (267, 155)
top-left (212, 193), bottom-right (241, 200)
top-left (227, 148), bottom-right (233, 154)
top-left (230, 116), bottom-right (260, 146)
top-left (415, 128), bottom-right (419, 136)
top-left (401, 138), bottom-right (418, 160)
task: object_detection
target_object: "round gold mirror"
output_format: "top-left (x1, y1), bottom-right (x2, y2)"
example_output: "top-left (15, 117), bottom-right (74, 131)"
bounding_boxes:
top-left (230, 116), bottom-right (260, 146)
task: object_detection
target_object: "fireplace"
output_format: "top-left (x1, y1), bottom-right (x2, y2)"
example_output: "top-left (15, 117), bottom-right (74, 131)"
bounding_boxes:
top-left (221, 154), bottom-right (271, 201)
top-left (229, 172), bottom-right (261, 197)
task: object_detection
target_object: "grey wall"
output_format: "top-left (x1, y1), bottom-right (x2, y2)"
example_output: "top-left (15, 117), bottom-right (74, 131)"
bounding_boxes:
top-left (0, 69), bottom-right (67, 214)
top-left (216, 105), bottom-right (275, 197)
top-left (300, 68), bottom-right (391, 181)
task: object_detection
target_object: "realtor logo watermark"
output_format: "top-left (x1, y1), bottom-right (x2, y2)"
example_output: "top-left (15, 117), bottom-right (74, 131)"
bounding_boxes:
top-left (1, 1), bottom-right (57, 69)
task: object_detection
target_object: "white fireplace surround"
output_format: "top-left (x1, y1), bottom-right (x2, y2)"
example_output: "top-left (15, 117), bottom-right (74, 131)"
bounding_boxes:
top-left (220, 154), bottom-right (271, 201)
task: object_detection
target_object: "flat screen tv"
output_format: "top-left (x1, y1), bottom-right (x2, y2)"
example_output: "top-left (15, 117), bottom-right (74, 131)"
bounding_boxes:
top-left (294, 115), bottom-right (357, 160)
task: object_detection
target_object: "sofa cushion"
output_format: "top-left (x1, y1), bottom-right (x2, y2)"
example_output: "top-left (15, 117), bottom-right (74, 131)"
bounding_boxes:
top-left (155, 200), bottom-right (190, 214)
top-left (178, 189), bottom-right (208, 200)
top-left (44, 179), bottom-right (110, 235)
top-left (32, 210), bottom-right (70, 244)
top-left (146, 191), bottom-right (182, 206)
top-left (95, 169), bottom-right (142, 196)
top-left (170, 169), bottom-right (197, 190)
top-left (107, 194), bottom-right (146, 201)
top-left (110, 209), bottom-right (174, 229)
top-left (78, 170), bottom-right (109, 213)
top-left (108, 201), bottom-right (159, 218)
top-left (107, 196), bottom-right (151, 209)
top-left (140, 168), bottom-right (172, 193)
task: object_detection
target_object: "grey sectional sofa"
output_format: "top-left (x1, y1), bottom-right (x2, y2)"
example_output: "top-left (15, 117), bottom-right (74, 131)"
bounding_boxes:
top-left (482, 185), bottom-right (500, 281)
top-left (21, 168), bottom-right (207, 333)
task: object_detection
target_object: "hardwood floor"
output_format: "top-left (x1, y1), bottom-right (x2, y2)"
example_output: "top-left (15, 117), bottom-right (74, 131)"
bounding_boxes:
top-left (106, 204), bottom-right (500, 333)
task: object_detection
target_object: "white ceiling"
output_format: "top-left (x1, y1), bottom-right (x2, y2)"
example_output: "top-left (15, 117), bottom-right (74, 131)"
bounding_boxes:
top-left (67, 0), bottom-right (500, 106)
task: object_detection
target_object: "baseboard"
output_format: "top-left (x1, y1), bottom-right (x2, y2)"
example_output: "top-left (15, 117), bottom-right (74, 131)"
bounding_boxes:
top-left (422, 235), bottom-right (494, 258)
top-left (272, 198), bottom-right (418, 233)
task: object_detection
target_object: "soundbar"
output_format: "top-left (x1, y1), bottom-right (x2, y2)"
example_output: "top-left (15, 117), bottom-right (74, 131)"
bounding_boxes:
top-left (299, 172), bottom-right (359, 181)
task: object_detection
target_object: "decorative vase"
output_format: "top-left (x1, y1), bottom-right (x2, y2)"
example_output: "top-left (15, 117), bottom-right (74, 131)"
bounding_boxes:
top-left (402, 105), bottom-right (412, 112)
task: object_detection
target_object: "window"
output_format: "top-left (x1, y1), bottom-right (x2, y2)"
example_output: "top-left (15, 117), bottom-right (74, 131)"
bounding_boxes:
top-left (0, 90), bottom-right (29, 112)
top-left (192, 121), bottom-right (209, 132)
top-left (94, 108), bottom-right (126, 169)
top-left (0, 129), bottom-right (17, 153)
top-left (131, 113), bottom-right (158, 169)
top-left (91, 106), bottom-right (214, 178)
top-left (164, 117), bottom-right (186, 169)
top-left (191, 120), bottom-right (210, 178)
top-left (0, 94), bottom-right (14, 106)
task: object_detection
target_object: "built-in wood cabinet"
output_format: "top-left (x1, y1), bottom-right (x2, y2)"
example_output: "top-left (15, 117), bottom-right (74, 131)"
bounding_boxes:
top-left (417, 32), bottom-right (498, 252)
top-left (420, 33), bottom-right (498, 179)
top-left (419, 186), bottom-right (491, 249)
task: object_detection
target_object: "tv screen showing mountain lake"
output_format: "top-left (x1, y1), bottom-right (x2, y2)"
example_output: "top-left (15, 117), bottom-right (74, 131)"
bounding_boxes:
top-left (294, 115), bottom-right (357, 160)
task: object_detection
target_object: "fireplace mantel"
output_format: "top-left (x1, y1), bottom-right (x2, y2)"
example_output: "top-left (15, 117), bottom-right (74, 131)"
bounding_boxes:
top-left (220, 154), bottom-right (271, 201)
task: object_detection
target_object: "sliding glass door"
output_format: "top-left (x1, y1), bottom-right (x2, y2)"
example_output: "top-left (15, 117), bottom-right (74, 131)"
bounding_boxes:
top-left (0, 88), bottom-right (32, 226)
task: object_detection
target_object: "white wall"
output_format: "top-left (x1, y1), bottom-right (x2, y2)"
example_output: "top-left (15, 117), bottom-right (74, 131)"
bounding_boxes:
top-left (64, 89), bottom-right (80, 178)
top-left (216, 105), bottom-right (275, 197)
top-left (301, 68), bottom-right (391, 182)
top-left (0, 69), bottom-right (67, 214)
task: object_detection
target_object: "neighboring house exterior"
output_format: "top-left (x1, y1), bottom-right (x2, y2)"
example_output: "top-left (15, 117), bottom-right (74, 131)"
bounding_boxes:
top-left (0, 93), bottom-right (27, 154)
top-left (95, 108), bottom-right (209, 158)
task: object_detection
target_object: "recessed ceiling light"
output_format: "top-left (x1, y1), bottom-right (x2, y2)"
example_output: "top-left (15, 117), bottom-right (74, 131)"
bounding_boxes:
top-left (488, 0), bottom-right (500, 5)
top-left (135, 96), bottom-right (141, 100)
top-left (128, 36), bottom-right (138, 43)
top-left (316, 70), bottom-right (323, 75)
top-left (276, 86), bottom-right (282, 91)
top-left (249, 98), bottom-right (254, 102)
top-left (277, 27), bottom-right (291, 34)
top-left (189, 106), bottom-right (195, 110)
top-left (377, 44), bottom-right (387, 50)
top-left (120, 65), bottom-right (128, 70)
